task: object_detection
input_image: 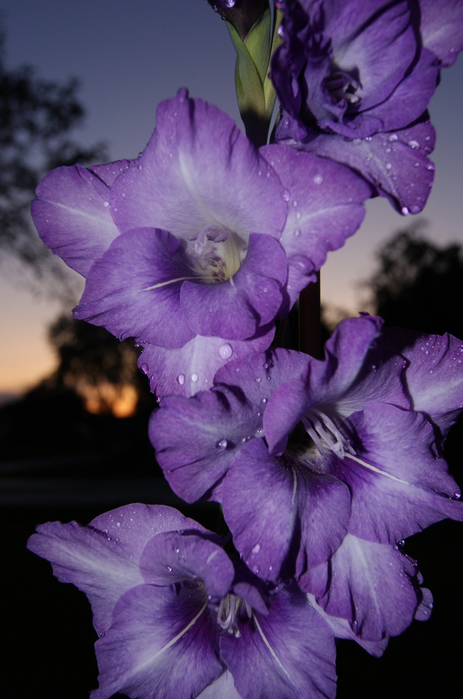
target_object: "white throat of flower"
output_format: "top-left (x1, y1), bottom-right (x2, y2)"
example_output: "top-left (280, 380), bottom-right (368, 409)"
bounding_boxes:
top-left (189, 227), bottom-right (246, 283)
top-left (217, 593), bottom-right (252, 638)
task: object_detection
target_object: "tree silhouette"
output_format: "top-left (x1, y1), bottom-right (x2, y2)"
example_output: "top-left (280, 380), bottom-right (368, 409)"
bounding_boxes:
top-left (47, 314), bottom-right (155, 415)
top-left (364, 221), bottom-right (463, 338)
top-left (0, 22), bottom-right (106, 300)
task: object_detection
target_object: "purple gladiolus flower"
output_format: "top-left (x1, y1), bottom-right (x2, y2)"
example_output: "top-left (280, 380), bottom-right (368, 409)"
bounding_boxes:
top-left (271, 0), bottom-right (463, 214)
top-left (31, 89), bottom-right (370, 398)
top-left (150, 316), bottom-right (463, 637)
top-left (27, 503), bottom-right (339, 699)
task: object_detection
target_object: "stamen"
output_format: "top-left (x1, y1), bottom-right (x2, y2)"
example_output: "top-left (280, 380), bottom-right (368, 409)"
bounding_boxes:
top-left (303, 408), bottom-right (355, 458)
top-left (216, 594), bottom-right (252, 638)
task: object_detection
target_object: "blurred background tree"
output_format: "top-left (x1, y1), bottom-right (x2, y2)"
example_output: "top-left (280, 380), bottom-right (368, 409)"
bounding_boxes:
top-left (0, 21), bottom-right (106, 302)
top-left (363, 220), bottom-right (463, 338)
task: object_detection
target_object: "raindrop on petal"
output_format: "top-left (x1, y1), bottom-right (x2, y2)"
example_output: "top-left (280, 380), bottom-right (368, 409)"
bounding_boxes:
top-left (218, 343), bottom-right (233, 359)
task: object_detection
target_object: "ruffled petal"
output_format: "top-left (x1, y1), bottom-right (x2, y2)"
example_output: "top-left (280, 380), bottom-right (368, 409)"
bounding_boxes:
top-left (221, 589), bottom-right (337, 699)
top-left (140, 531), bottom-right (234, 600)
top-left (92, 584), bottom-right (222, 699)
top-left (138, 325), bottom-right (274, 399)
top-left (260, 145), bottom-right (370, 309)
top-left (149, 388), bottom-right (261, 503)
top-left (283, 119), bottom-right (436, 215)
top-left (222, 439), bottom-right (351, 581)
top-left (420, 0), bottom-right (463, 66)
top-left (31, 163), bottom-right (125, 277)
top-left (111, 90), bottom-right (287, 242)
top-left (27, 504), bottom-right (203, 636)
top-left (332, 404), bottom-right (463, 543)
top-left (382, 328), bottom-right (463, 435)
top-left (301, 535), bottom-right (426, 641)
top-left (74, 227), bottom-right (195, 347)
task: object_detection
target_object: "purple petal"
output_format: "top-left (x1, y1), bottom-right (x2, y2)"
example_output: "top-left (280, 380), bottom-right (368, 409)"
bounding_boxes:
top-left (420, 0), bottom-right (463, 66)
top-left (260, 145), bottom-right (370, 308)
top-left (74, 227), bottom-right (195, 348)
top-left (324, 0), bottom-right (416, 124)
top-left (140, 531), bottom-right (234, 599)
top-left (221, 590), bottom-right (337, 699)
top-left (307, 592), bottom-right (388, 657)
top-left (92, 584), bottom-right (222, 699)
top-left (180, 234), bottom-right (287, 339)
top-left (27, 504), bottom-right (203, 636)
top-left (138, 325), bottom-right (274, 399)
top-left (149, 388), bottom-right (261, 503)
top-left (290, 120), bottom-right (436, 215)
top-left (333, 404), bottom-right (463, 542)
top-left (31, 164), bottom-right (123, 277)
top-left (111, 90), bottom-right (287, 242)
top-left (383, 328), bottom-right (463, 435)
top-left (301, 535), bottom-right (425, 640)
top-left (222, 439), bottom-right (351, 581)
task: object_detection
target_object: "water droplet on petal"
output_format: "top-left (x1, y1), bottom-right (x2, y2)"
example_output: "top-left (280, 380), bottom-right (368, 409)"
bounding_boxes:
top-left (177, 374), bottom-right (185, 385)
top-left (103, 201), bottom-right (109, 207)
top-left (294, 228), bottom-right (301, 237)
top-left (140, 363), bottom-right (149, 375)
top-left (408, 140), bottom-right (420, 149)
top-left (216, 439), bottom-right (228, 449)
top-left (166, 565), bottom-right (173, 572)
top-left (401, 206), bottom-right (410, 215)
top-left (261, 397), bottom-right (267, 404)
top-left (252, 543), bottom-right (261, 554)
top-left (410, 205), bottom-right (421, 214)
top-left (385, 163), bottom-right (392, 170)
top-left (255, 377), bottom-right (261, 383)
top-left (218, 343), bottom-right (233, 359)
top-left (388, 134), bottom-right (399, 142)
top-left (454, 491), bottom-right (461, 500)
top-left (191, 373), bottom-right (198, 382)
top-left (313, 174), bottom-right (323, 185)
top-left (283, 189), bottom-right (291, 202)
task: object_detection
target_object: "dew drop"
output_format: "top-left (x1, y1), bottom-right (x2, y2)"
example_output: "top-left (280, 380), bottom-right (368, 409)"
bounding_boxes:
top-left (413, 162), bottom-right (420, 168)
top-left (140, 363), bottom-right (149, 375)
top-left (388, 134), bottom-right (399, 142)
top-left (255, 377), bottom-right (261, 383)
top-left (454, 491), bottom-right (461, 500)
top-left (103, 201), bottom-right (109, 207)
top-left (427, 163), bottom-right (435, 171)
top-left (177, 373), bottom-right (185, 385)
top-left (294, 228), bottom-right (301, 237)
top-left (385, 163), bottom-right (392, 170)
top-left (253, 565), bottom-right (260, 574)
top-left (408, 139), bottom-right (420, 149)
top-left (191, 373), bottom-right (198, 382)
top-left (218, 343), bottom-right (233, 359)
top-left (401, 206), bottom-right (410, 215)
top-left (251, 543), bottom-right (261, 554)
top-left (313, 174), bottom-right (324, 185)
top-left (216, 439), bottom-right (228, 449)
top-left (283, 189), bottom-right (290, 202)
top-left (263, 363), bottom-right (269, 369)
top-left (166, 566), bottom-right (173, 572)
top-left (385, 147), bottom-right (391, 153)
top-left (261, 397), bottom-right (267, 404)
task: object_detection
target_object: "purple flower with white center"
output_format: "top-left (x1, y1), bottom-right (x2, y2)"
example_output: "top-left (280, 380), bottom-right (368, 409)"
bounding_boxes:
top-left (271, 0), bottom-right (463, 214)
top-left (31, 89), bottom-right (370, 398)
top-left (150, 315), bottom-right (463, 623)
top-left (27, 503), bottom-right (338, 699)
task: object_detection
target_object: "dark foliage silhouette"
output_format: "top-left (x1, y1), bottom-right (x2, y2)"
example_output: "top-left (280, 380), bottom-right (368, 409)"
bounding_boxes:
top-left (0, 22), bottom-right (106, 300)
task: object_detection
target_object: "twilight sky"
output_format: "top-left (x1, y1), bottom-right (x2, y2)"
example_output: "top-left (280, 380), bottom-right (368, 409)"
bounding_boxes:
top-left (0, 0), bottom-right (462, 395)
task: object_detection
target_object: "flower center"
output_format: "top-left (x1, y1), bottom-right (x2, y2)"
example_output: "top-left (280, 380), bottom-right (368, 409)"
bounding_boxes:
top-left (324, 68), bottom-right (361, 112)
top-left (217, 593), bottom-right (252, 638)
top-left (188, 227), bottom-right (246, 283)
top-left (302, 408), bottom-right (355, 459)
